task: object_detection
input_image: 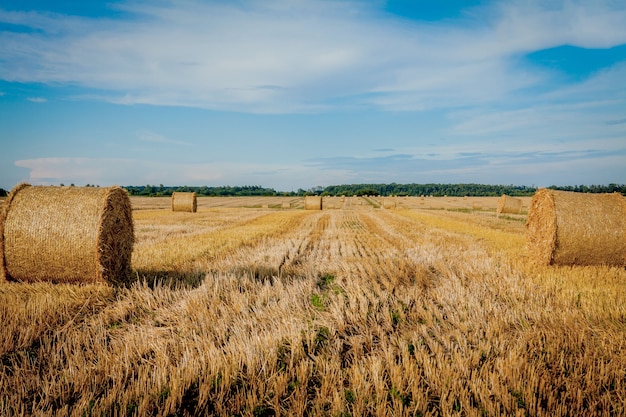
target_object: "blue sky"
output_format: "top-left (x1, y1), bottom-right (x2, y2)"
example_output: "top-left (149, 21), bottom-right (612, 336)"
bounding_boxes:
top-left (1, 0), bottom-right (625, 192)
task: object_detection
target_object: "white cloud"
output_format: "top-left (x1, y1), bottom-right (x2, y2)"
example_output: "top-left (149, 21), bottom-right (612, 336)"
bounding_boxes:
top-left (136, 130), bottom-right (191, 146)
top-left (12, 157), bottom-right (352, 190)
top-left (26, 97), bottom-right (47, 103)
top-left (0, 0), bottom-right (624, 113)
top-left (444, 61), bottom-right (626, 154)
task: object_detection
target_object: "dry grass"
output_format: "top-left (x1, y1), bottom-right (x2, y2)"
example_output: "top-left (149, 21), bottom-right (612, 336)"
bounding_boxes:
top-left (1, 196), bottom-right (625, 416)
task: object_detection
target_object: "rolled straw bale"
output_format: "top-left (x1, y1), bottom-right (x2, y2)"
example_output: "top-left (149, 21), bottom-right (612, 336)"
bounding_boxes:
top-left (171, 192), bottom-right (197, 212)
top-left (0, 184), bottom-right (134, 284)
top-left (526, 189), bottom-right (626, 266)
top-left (472, 203), bottom-right (482, 210)
top-left (282, 201), bottom-right (291, 209)
top-left (497, 194), bottom-right (523, 214)
top-left (382, 197), bottom-right (397, 209)
top-left (304, 196), bottom-right (322, 210)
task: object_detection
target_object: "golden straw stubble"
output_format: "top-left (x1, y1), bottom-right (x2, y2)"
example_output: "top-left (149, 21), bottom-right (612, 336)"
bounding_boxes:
top-left (0, 184), bottom-right (134, 284)
top-left (526, 189), bottom-right (626, 266)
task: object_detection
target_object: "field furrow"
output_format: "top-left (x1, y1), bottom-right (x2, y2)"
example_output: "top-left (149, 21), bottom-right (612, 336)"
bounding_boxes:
top-left (1, 197), bottom-right (625, 417)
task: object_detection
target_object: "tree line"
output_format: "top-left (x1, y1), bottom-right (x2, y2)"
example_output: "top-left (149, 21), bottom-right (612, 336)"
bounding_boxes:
top-left (1, 183), bottom-right (624, 198)
top-left (125, 182), bottom-right (626, 197)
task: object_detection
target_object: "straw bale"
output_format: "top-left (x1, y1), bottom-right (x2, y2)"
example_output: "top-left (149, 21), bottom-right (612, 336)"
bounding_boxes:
top-left (0, 184), bottom-right (134, 284)
top-left (282, 201), bottom-right (291, 209)
top-left (497, 194), bottom-right (523, 214)
top-left (382, 197), bottom-right (397, 209)
top-left (304, 196), bottom-right (322, 210)
top-left (171, 192), bottom-right (197, 212)
top-left (472, 203), bottom-right (482, 210)
top-left (526, 189), bottom-right (626, 266)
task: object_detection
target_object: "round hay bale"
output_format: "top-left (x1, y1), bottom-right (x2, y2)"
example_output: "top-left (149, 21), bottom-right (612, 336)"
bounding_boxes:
top-left (171, 192), bottom-right (197, 212)
top-left (0, 184), bottom-right (134, 284)
top-left (281, 201), bottom-right (291, 209)
top-left (526, 189), bottom-right (626, 266)
top-left (382, 197), bottom-right (396, 209)
top-left (497, 194), bottom-right (523, 214)
top-left (304, 196), bottom-right (322, 210)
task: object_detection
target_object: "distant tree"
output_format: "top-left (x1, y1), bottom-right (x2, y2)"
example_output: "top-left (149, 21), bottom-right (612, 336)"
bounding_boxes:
top-left (355, 188), bottom-right (379, 196)
top-left (0, 188), bottom-right (7, 197)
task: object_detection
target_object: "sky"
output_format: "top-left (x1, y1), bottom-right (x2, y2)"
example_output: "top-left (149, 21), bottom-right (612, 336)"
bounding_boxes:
top-left (1, 0), bottom-right (625, 192)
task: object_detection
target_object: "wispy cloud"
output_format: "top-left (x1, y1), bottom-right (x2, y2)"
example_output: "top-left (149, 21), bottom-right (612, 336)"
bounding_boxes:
top-left (136, 130), bottom-right (191, 146)
top-left (1, 0), bottom-right (624, 113)
top-left (12, 157), bottom-right (352, 190)
top-left (26, 97), bottom-right (47, 103)
top-left (2, 1), bottom-right (625, 190)
top-left (310, 147), bottom-right (626, 186)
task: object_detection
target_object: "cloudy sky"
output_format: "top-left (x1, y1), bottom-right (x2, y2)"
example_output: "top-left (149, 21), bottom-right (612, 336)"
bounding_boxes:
top-left (1, 0), bottom-right (625, 191)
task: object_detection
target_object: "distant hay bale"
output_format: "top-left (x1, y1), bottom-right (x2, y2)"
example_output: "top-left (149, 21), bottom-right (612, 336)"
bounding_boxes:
top-left (526, 189), bottom-right (626, 266)
top-left (282, 201), bottom-right (290, 209)
top-left (497, 194), bottom-right (523, 214)
top-left (0, 184), bottom-right (134, 284)
top-left (171, 192), bottom-right (197, 212)
top-left (382, 197), bottom-right (396, 209)
top-left (304, 196), bottom-right (322, 210)
top-left (472, 203), bottom-right (482, 210)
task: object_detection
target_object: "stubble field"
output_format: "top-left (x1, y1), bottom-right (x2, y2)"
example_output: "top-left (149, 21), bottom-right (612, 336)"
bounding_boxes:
top-left (1, 195), bottom-right (625, 416)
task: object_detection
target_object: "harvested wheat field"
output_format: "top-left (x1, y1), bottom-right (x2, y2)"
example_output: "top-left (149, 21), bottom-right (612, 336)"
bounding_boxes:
top-left (1, 195), bottom-right (625, 416)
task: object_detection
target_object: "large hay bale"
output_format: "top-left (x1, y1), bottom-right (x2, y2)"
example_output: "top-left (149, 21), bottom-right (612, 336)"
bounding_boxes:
top-left (382, 197), bottom-right (396, 209)
top-left (0, 184), bottom-right (134, 284)
top-left (526, 189), bottom-right (626, 266)
top-left (171, 192), bottom-right (197, 212)
top-left (304, 196), bottom-right (322, 210)
top-left (497, 194), bottom-right (523, 214)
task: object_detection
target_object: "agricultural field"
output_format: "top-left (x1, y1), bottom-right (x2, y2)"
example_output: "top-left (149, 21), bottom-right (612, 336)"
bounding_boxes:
top-left (1, 195), bottom-right (625, 416)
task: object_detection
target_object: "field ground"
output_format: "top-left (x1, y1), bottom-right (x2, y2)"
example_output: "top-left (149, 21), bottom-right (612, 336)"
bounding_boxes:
top-left (1, 196), bottom-right (625, 416)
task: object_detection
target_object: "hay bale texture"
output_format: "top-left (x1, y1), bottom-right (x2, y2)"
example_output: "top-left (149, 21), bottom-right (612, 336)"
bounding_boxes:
top-left (171, 192), bottom-right (197, 212)
top-left (304, 196), bottom-right (322, 210)
top-left (497, 194), bottom-right (523, 214)
top-left (0, 184), bottom-right (134, 284)
top-left (526, 189), bottom-right (626, 266)
top-left (382, 197), bottom-right (397, 209)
